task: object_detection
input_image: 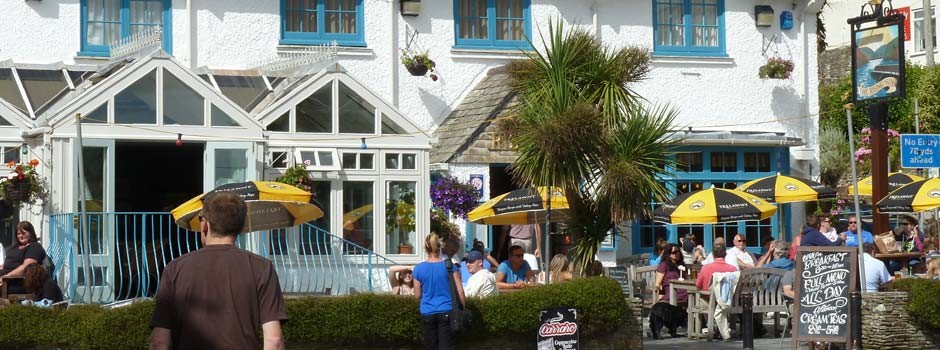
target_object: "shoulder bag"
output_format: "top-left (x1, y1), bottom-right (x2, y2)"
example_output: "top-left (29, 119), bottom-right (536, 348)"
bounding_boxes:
top-left (444, 259), bottom-right (472, 335)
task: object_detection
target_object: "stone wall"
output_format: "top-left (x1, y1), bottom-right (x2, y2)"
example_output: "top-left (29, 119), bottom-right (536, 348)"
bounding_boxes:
top-left (861, 291), bottom-right (939, 350)
top-left (818, 46), bottom-right (852, 86)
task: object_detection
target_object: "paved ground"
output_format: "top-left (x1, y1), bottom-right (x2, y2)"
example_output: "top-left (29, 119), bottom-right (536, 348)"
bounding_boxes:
top-left (644, 335), bottom-right (793, 350)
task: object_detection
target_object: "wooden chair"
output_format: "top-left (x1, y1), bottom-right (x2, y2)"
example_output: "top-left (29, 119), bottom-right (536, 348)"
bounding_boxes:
top-left (0, 275), bottom-right (33, 303)
top-left (629, 265), bottom-right (660, 309)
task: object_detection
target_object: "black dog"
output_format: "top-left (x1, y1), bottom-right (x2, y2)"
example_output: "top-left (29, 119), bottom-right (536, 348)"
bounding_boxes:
top-left (649, 302), bottom-right (687, 339)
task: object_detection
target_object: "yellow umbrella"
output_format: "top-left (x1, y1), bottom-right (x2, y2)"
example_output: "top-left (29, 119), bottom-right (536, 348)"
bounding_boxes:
top-left (652, 187), bottom-right (777, 224)
top-left (172, 181), bottom-right (324, 233)
top-left (467, 187), bottom-right (568, 225)
top-left (876, 178), bottom-right (940, 213)
top-left (343, 204), bottom-right (373, 230)
top-left (848, 172), bottom-right (924, 196)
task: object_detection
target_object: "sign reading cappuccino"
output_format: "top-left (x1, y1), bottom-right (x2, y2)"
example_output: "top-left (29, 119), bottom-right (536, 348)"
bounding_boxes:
top-left (793, 246), bottom-right (858, 348)
top-left (537, 307), bottom-right (579, 350)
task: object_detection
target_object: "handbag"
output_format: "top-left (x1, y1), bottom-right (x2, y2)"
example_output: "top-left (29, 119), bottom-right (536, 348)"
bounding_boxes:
top-left (444, 259), bottom-right (472, 334)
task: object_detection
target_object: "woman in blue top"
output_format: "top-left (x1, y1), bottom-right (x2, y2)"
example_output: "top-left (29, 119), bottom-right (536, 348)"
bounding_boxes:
top-left (413, 234), bottom-right (465, 349)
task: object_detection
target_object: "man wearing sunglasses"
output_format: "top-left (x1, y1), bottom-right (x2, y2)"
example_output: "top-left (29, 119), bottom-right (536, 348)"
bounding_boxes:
top-left (841, 215), bottom-right (873, 248)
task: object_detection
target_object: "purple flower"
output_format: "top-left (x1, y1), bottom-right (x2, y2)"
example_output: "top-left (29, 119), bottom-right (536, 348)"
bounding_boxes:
top-left (430, 176), bottom-right (481, 219)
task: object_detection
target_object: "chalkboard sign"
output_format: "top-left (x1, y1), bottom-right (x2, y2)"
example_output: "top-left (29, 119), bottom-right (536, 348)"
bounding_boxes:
top-left (537, 307), bottom-right (579, 350)
top-left (793, 246), bottom-right (858, 348)
top-left (607, 267), bottom-right (631, 297)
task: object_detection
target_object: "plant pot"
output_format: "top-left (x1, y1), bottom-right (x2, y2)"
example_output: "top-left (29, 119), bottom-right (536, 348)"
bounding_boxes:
top-left (406, 63), bottom-right (429, 76)
top-left (398, 244), bottom-right (414, 254)
top-left (4, 182), bottom-right (29, 203)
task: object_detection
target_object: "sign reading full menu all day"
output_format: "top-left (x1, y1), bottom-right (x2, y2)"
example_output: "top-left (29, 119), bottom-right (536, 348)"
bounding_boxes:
top-left (901, 134), bottom-right (940, 168)
top-left (793, 247), bottom-right (858, 348)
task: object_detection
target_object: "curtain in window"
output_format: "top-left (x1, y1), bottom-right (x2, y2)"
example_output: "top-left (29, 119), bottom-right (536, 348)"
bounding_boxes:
top-left (691, 0), bottom-right (719, 47)
top-left (286, 0), bottom-right (317, 32)
top-left (87, 0), bottom-right (121, 46)
top-left (656, 0), bottom-right (684, 47)
top-left (325, 0), bottom-right (357, 34)
top-left (458, 0), bottom-right (488, 39)
top-left (129, 0), bottom-right (163, 36)
top-left (496, 0), bottom-right (524, 41)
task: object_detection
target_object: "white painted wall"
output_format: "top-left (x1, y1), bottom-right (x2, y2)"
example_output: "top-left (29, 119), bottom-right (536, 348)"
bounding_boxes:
top-left (823, 0), bottom-right (938, 65)
top-left (446, 163), bottom-right (489, 242)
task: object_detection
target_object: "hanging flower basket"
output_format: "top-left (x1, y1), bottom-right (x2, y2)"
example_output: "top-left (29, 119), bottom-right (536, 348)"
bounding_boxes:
top-left (4, 182), bottom-right (29, 202)
top-left (758, 57), bottom-right (795, 80)
top-left (406, 63), bottom-right (429, 76)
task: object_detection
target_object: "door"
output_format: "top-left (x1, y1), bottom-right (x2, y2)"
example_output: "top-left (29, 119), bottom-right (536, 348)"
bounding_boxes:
top-left (74, 138), bottom-right (115, 303)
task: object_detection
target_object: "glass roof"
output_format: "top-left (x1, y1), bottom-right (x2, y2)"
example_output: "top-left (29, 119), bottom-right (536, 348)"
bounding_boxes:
top-left (0, 68), bottom-right (28, 113)
top-left (213, 75), bottom-right (275, 111)
top-left (18, 69), bottom-right (69, 114)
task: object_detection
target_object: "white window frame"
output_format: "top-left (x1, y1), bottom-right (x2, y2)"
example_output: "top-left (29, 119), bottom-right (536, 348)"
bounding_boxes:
top-left (913, 8), bottom-right (937, 53)
top-left (295, 148), bottom-right (341, 171)
top-left (268, 148), bottom-right (293, 169)
top-left (341, 151), bottom-right (376, 171)
top-left (382, 152), bottom-right (418, 171)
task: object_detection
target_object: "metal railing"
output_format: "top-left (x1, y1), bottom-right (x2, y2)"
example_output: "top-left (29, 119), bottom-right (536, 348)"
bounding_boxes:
top-left (48, 212), bottom-right (397, 304)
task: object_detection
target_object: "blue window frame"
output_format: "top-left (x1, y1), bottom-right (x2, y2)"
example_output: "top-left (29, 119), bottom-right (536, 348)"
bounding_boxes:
top-left (652, 0), bottom-right (725, 57)
top-left (80, 0), bottom-right (172, 57)
top-left (453, 0), bottom-right (531, 50)
top-left (633, 147), bottom-right (790, 255)
top-left (281, 0), bottom-right (366, 47)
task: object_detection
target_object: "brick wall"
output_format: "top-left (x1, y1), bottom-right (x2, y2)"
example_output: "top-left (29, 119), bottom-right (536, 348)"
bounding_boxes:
top-left (861, 291), bottom-right (939, 350)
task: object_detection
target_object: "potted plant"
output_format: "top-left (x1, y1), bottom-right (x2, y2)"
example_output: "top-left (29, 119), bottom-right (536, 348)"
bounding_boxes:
top-left (386, 187), bottom-right (416, 254)
top-left (0, 159), bottom-right (47, 209)
top-left (430, 176), bottom-right (480, 219)
top-left (758, 57), bottom-right (795, 80)
top-left (276, 163), bottom-right (313, 192)
top-left (401, 49), bottom-right (438, 81)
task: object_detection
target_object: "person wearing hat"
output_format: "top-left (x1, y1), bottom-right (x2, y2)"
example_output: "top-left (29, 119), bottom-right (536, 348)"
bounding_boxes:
top-left (463, 250), bottom-right (498, 298)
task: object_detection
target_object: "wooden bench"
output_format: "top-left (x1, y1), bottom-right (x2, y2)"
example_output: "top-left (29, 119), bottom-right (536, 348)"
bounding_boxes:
top-left (1, 275), bottom-right (33, 303)
top-left (706, 268), bottom-right (788, 340)
top-left (630, 264), bottom-right (660, 308)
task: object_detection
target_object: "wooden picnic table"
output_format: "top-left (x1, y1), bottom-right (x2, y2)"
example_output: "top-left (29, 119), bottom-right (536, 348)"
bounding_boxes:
top-left (669, 279), bottom-right (708, 340)
top-left (874, 252), bottom-right (923, 271)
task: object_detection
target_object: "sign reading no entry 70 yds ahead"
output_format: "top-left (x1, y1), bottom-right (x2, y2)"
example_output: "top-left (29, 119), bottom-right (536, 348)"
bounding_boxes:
top-left (901, 134), bottom-right (940, 168)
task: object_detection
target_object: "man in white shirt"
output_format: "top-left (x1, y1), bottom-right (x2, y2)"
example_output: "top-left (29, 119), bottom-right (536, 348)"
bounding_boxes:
top-left (463, 251), bottom-right (498, 298)
top-left (861, 243), bottom-right (892, 292)
top-left (702, 236), bottom-right (755, 269)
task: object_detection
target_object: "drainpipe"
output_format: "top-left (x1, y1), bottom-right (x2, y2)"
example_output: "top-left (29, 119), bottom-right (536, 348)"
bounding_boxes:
top-left (391, 1), bottom-right (400, 108)
top-left (188, 0), bottom-right (198, 69)
top-left (592, 1), bottom-right (600, 41)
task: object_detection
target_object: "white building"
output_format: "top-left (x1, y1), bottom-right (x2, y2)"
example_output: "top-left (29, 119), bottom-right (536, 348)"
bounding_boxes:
top-left (822, 0), bottom-right (937, 66)
top-left (0, 0), bottom-right (823, 299)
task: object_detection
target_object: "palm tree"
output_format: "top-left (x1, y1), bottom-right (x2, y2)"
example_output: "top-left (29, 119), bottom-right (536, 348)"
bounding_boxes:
top-left (504, 21), bottom-right (681, 274)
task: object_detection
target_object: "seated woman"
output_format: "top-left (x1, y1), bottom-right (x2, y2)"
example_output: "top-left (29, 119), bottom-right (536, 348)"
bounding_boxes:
top-left (925, 258), bottom-right (940, 280)
top-left (548, 254), bottom-right (573, 283)
top-left (24, 264), bottom-right (62, 303)
top-left (0, 221), bottom-right (47, 295)
top-left (654, 244), bottom-right (688, 303)
top-left (388, 265), bottom-right (415, 296)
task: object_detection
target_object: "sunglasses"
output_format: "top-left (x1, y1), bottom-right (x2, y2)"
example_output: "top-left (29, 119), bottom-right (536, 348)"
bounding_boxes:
top-left (900, 223), bottom-right (911, 226)
top-left (734, 239), bottom-right (744, 242)
top-left (511, 254), bottom-right (524, 258)
top-left (848, 221), bottom-right (857, 224)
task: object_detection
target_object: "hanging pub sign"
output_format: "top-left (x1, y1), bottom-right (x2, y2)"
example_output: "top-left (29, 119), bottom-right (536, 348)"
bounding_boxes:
top-left (851, 20), bottom-right (905, 102)
top-left (792, 246), bottom-right (858, 348)
top-left (537, 307), bottom-right (579, 350)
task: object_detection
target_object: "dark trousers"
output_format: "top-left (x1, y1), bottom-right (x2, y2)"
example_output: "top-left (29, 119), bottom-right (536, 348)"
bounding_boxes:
top-left (421, 313), bottom-right (455, 350)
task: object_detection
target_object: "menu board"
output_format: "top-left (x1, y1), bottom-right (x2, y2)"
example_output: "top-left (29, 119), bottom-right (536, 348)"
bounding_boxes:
top-left (793, 246), bottom-right (858, 347)
top-left (537, 307), bottom-right (579, 350)
top-left (606, 267), bottom-right (631, 297)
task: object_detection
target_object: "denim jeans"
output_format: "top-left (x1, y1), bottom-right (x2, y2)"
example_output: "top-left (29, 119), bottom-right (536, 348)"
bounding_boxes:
top-left (421, 313), bottom-right (454, 350)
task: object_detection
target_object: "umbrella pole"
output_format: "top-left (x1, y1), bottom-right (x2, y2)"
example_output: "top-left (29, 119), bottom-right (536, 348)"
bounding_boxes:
top-left (544, 187), bottom-right (552, 284)
top-left (75, 113), bottom-right (93, 303)
top-left (846, 108), bottom-right (867, 291)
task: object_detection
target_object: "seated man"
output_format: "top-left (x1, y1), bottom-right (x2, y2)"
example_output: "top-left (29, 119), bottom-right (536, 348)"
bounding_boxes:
top-left (696, 242), bottom-right (738, 291)
top-left (463, 251), bottom-right (498, 298)
top-left (495, 245), bottom-right (535, 290)
top-left (756, 240), bottom-right (794, 270)
top-left (861, 243), bottom-right (892, 292)
top-left (726, 234), bottom-right (757, 270)
top-left (841, 215), bottom-right (873, 248)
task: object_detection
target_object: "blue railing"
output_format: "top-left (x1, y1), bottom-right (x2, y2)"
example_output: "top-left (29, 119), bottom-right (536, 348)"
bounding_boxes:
top-left (48, 212), bottom-right (398, 304)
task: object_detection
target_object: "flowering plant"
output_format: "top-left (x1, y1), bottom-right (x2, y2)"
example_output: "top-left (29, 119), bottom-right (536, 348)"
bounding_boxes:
top-left (276, 164), bottom-right (313, 192)
top-left (401, 49), bottom-right (438, 81)
top-left (758, 57), bottom-right (795, 79)
top-left (430, 176), bottom-right (480, 219)
top-left (854, 127), bottom-right (901, 171)
top-left (0, 159), bottom-right (47, 208)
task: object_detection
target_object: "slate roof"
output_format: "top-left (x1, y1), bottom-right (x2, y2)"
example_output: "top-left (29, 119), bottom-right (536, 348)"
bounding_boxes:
top-left (430, 67), bottom-right (517, 164)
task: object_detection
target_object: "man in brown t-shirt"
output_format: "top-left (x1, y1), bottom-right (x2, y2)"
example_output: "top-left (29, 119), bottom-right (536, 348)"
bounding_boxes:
top-left (150, 192), bottom-right (288, 350)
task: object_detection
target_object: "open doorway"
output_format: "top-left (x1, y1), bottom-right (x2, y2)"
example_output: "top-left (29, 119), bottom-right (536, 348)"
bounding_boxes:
top-left (489, 164), bottom-right (517, 262)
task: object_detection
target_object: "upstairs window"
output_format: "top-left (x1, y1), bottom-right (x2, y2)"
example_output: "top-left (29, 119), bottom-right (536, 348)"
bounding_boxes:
top-left (653, 0), bottom-right (725, 57)
top-left (80, 0), bottom-right (172, 57)
top-left (281, 0), bottom-right (366, 46)
top-left (454, 0), bottom-right (531, 49)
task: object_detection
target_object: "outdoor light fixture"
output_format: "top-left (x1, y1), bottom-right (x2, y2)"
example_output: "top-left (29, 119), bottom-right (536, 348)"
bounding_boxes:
top-left (400, 0), bottom-right (421, 16)
top-left (755, 6), bottom-right (775, 27)
top-left (20, 143), bottom-right (27, 155)
top-left (176, 133), bottom-right (183, 147)
top-left (360, 137), bottom-right (367, 150)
